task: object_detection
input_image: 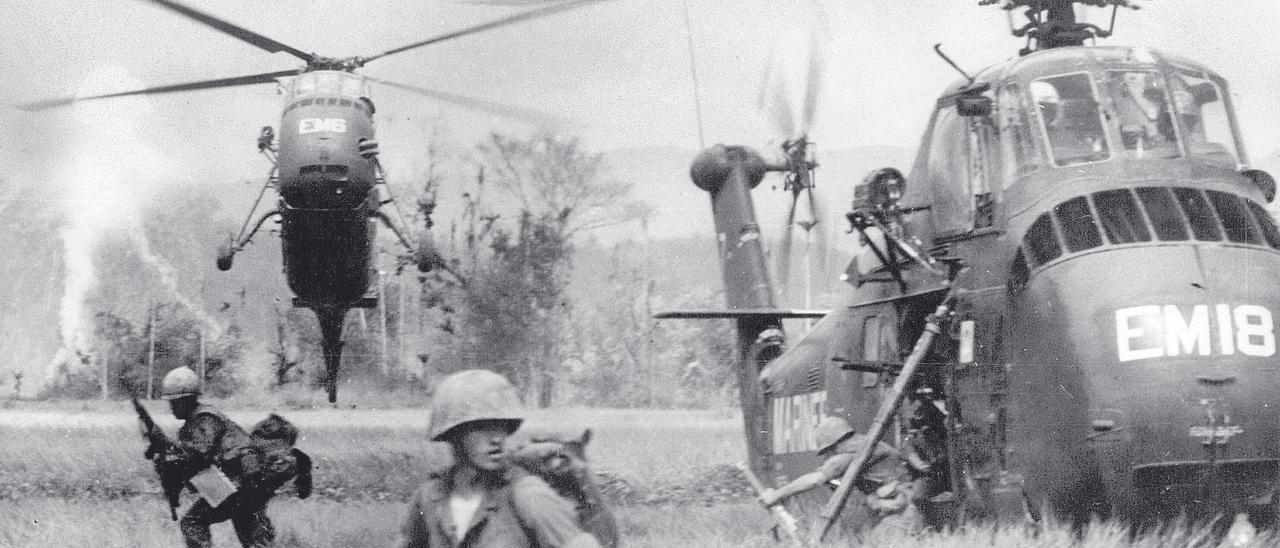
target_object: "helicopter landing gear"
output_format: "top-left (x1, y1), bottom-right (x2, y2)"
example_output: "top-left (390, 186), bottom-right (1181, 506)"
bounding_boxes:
top-left (215, 209), bottom-right (279, 271)
top-left (216, 235), bottom-right (235, 271)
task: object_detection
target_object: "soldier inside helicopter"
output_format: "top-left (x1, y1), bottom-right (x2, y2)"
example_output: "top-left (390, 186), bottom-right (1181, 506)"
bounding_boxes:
top-left (1031, 75), bottom-right (1110, 166)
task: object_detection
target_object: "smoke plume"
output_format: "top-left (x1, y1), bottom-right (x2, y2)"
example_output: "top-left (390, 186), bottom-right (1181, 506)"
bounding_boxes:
top-left (47, 65), bottom-right (217, 385)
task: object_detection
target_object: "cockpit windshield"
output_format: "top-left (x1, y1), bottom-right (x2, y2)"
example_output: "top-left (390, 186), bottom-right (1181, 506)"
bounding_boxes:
top-left (1105, 70), bottom-right (1179, 158)
top-left (1031, 73), bottom-right (1110, 166)
top-left (285, 71), bottom-right (370, 103)
top-left (1025, 67), bottom-right (1240, 169)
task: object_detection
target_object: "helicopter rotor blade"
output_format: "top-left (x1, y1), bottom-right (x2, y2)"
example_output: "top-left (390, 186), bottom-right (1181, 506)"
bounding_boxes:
top-left (17, 69), bottom-right (299, 111)
top-left (358, 0), bottom-right (607, 65)
top-left (367, 77), bottom-right (573, 128)
top-left (142, 0), bottom-right (316, 63)
top-left (758, 0), bottom-right (830, 140)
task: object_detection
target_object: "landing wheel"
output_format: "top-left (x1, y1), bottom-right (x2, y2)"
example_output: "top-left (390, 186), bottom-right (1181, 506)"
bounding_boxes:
top-left (216, 235), bottom-right (235, 271)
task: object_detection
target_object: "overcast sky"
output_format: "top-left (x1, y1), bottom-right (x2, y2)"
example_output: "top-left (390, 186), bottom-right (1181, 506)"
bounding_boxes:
top-left (4, 1), bottom-right (1278, 149)
top-left (1, 0), bottom-right (1277, 235)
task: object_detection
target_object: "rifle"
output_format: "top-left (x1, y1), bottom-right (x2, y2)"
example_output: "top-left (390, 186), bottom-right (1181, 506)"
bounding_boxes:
top-left (736, 462), bottom-right (806, 547)
top-left (132, 397), bottom-right (183, 521)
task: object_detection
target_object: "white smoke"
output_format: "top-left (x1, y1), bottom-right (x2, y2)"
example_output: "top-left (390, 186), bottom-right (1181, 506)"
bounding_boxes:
top-left (47, 65), bottom-right (218, 385)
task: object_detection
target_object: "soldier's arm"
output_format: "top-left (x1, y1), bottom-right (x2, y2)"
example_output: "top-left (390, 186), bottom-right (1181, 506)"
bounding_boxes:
top-left (761, 453), bottom-right (854, 506)
top-left (511, 475), bottom-right (601, 548)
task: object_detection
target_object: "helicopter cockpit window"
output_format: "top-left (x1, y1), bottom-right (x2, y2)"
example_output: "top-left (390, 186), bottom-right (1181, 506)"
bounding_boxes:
top-left (1032, 74), bottom-right (1109, 167)
top-left (1105, 71), bottom-right (1180, 159)
top-left (1170, 68), bottom-right (1238, 167)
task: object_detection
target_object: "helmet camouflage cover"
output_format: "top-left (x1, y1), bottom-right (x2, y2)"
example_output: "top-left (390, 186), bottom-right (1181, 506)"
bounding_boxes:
top-left (428, 369), bottom-right (525, 441)
top-left (160, 367), bottom-right (201, 400)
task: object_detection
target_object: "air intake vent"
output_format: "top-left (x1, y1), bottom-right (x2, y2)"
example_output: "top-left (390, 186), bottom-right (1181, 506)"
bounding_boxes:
top-left (1022, 187), bottom-right (1280, 270)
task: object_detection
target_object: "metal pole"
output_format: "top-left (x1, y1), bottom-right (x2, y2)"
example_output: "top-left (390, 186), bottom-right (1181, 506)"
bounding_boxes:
top-left (814, 299), bottom-right (952, 543)
top-left (397, 276), bottom-right (405, 373)
top-left (146, 305), bottom-right (156, 400)
top-left (379, 269), bottom-right (388, 376)
top-left (101, 355), bottom-right (108, 401)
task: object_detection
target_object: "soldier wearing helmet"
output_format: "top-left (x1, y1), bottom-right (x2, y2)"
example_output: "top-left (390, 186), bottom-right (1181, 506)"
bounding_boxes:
top-left (397, 369), bottom-right (602, 548)
top-left (154, 367), bottom-right (274, 548)
top-left (759, 416), bottom-right (921, 537)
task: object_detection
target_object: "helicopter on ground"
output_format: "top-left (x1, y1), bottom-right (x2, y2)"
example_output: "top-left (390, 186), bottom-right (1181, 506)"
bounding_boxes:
top-left (662, 0), bottom-right (1280, 540)
top-left (20, 0), bottom-right (600, 403)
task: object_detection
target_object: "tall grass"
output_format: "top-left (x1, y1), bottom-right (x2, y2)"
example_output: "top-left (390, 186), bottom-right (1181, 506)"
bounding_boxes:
top-left (3, 403), bottom-right (1272, 547)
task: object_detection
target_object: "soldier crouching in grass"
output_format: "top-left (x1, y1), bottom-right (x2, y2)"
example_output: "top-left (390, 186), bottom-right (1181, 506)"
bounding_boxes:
top-left (154, 367), bottom-right (276, 548)
top-left (759, 416), bottom-right (923, 540)
top-left (398, 369), bottom-right (603, 548)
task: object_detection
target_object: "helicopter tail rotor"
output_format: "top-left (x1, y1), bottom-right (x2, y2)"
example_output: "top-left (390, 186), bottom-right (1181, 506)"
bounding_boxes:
top-left (757, 1), bottom-right (830, 307)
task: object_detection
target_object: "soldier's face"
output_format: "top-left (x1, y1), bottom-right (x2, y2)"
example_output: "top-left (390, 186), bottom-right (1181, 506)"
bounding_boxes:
top-left (169, 396), bottom-right (198, 419)
top-left (455, 422), bottom-right (512, 473)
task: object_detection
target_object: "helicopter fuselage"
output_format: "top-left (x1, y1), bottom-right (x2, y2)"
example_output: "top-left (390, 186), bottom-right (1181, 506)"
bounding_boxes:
top-left (275, 70), bottom-right (379, 306)
top-left (715, 46), bottom-right (1280, 527)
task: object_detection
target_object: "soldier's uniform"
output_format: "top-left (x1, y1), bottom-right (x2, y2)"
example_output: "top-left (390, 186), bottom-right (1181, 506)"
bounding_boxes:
top-left (816, 433), bottom-right (921, 536)
top-left (397, 369), bottom-right (602, 548)
top-left (760, 416), bottom-right (921, 539)
top-left (399, 465), bottom-right (595, 547)
top-left (155, 367), bottom-right (276, 548)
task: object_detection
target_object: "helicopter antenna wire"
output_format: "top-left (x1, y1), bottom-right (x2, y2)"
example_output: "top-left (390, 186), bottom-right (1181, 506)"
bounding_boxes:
top-left (681, 0), bottom-right (707, 149)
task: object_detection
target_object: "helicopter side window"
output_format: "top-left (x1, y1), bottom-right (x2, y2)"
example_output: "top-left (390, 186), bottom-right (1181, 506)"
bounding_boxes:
top-left (1032, 74), bottom-right (1109, 166)
top-left (1170, 68), bottom-right (1238, 167)
top-left (998, 82), bottom-right (1040, 184)
top-left (1105, 71), bottom-right (1179, 159)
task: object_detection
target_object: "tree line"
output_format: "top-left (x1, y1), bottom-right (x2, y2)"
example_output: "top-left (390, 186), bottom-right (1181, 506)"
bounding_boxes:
top-left (21, 131), bottom-right (740, 408)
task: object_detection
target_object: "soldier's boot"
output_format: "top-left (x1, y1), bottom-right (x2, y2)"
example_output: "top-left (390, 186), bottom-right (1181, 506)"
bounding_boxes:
top-left (179, 500), bottom-right (216, 548)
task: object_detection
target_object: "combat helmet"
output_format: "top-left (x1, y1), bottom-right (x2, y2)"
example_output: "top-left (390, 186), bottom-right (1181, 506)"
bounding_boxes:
top-left (815, 416), bottom-right (856, 456)
top-left (160, 367), bottom-right (201, 400)
top-left (428, 369), bottom-right (525, 441)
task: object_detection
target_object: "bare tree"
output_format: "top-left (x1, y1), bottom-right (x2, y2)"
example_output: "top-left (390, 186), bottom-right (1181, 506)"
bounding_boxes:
top-left (437, 132), bottom-right (650, 406)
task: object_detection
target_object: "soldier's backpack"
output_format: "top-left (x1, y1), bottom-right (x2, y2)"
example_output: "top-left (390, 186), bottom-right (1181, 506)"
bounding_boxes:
top-left (236, 414), bottom-right (312, 498)
top-left (506, 427), bottom-right (618, 548)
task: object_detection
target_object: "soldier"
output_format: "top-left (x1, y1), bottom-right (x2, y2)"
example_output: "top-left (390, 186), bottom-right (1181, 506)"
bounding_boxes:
top-left (759, 416), bottom-right (922, 537)
top-left (154, 367), bottom-right (275, 548)
top-left (398, 369), bottom-right (602, 548)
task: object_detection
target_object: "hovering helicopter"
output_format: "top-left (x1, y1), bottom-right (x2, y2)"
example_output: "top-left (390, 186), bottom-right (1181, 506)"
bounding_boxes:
top-left (662, 0), bottom-right (1280, 540)
top-left (20, 0), bottom-right (599, 403)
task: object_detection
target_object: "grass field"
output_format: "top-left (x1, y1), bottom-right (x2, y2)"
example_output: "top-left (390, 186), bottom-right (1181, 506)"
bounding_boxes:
top-left (1, 400), bottom-right (1272, 547)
